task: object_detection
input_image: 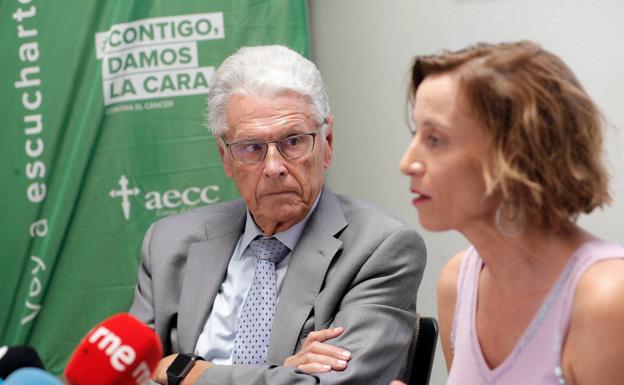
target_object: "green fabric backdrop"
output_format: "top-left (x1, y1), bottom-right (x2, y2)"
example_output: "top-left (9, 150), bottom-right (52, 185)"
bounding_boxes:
top-left (0, 0), bottom-right (308, 373)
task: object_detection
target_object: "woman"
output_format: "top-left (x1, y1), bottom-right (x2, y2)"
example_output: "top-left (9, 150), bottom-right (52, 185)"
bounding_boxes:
top-left (286, 41), bottom-right (624, 384)
top-left (397, 41), bottom-right (624, 384)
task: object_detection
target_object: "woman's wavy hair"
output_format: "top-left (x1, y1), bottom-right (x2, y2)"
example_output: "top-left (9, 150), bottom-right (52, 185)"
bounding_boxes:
top-left (410, 40), bottom-right (611, 229)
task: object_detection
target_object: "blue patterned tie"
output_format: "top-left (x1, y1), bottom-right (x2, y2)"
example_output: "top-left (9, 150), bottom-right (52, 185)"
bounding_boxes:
top-left (232, 236), bottom-right (290, 365)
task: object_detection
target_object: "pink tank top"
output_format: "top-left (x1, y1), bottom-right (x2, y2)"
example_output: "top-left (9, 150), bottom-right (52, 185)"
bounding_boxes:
top-left (446, 240), bottom-right (624, 385)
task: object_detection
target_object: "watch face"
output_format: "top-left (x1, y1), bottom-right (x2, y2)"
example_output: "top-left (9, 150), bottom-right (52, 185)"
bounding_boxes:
top-left (168, 354), bottom-right (194, 374)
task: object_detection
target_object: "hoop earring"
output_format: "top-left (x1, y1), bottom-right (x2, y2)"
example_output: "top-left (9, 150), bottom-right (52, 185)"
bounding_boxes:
top-left (495, 202), bottom-right (524, 237)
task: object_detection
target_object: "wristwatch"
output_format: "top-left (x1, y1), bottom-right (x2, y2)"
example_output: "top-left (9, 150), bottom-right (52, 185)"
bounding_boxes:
top-left (167, 353), bottom-right (205, 385)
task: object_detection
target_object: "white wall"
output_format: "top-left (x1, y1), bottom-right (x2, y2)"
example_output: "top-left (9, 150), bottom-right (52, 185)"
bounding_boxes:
top-left (308, 1), bottom-right (624, 383)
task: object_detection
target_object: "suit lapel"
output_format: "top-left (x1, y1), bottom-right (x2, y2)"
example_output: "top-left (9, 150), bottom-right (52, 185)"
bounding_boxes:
top-left (178, 201), bottom-right (246, 353)
top-left (268, 188), bottom-right (347, 363)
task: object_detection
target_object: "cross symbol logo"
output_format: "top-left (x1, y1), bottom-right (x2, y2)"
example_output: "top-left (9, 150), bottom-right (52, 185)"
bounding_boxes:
top-left (109, 175), bottom-right (140, 220)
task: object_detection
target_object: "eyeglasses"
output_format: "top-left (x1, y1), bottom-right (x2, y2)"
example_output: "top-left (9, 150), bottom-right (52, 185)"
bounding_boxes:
top-left (221, 132), bottom-right (318, 163)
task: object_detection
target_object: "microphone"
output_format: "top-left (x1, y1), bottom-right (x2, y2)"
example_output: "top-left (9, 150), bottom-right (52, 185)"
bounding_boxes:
top-left (65, 313), bottom-right (163, 385)
top-left (0, 345), bottom-right (45, 378)
top-left (3, 368), bottom-right (63, 385)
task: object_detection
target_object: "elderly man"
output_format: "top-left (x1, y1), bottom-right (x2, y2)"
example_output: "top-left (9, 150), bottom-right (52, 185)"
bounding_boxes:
top-left (130, 45), bottom-right (426, 385)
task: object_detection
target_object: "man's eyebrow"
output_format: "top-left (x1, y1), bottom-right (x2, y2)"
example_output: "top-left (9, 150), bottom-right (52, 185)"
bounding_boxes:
top-left (231, 130), bottom-right (308, 143)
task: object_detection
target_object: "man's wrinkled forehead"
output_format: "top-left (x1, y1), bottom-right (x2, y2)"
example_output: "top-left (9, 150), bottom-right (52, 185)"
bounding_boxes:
top-left (224, 92), bottom-right (316, 137)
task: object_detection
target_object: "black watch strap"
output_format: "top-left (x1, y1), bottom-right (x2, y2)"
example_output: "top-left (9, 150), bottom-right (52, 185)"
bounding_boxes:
top-left (167, 353), bottom-right (205, 385)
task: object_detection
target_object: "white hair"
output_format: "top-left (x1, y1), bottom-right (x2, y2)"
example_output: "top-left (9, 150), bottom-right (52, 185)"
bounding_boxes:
top-left (206, 45), bottom-right (330, 136)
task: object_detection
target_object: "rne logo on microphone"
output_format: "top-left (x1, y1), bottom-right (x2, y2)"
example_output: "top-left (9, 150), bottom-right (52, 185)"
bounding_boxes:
top-left (132, 361), bottom-right (151, 385)
top-left (88, 326), bottom-right (136, 371)
top-left (88, 326), bottom-right (152, 385)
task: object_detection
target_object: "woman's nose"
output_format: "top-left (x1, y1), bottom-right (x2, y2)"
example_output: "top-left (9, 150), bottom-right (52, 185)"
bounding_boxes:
top-left (399, 139), bottom-right (425, 176)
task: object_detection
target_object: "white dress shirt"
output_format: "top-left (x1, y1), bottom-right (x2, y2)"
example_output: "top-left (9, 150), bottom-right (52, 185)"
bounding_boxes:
top-left (194, 194), bottom-right (321, 363)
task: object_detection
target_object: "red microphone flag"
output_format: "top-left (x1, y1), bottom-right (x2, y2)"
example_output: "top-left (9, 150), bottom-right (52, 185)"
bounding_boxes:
top-left (65, 313), bottom-right (163, 385)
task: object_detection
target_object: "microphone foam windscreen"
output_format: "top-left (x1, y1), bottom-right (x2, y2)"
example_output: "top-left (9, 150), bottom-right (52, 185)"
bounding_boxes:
top-left (4, 368), bottom-right (63, 385)
top-left (65, 313), bottom-right (163, 385)
top-left (0, 345), bottom-right (44, 378)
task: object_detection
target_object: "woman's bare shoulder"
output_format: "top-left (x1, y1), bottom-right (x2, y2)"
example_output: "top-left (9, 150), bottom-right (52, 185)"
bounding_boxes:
top-left (438, 249), bottom-right (466, 295)
top-left (566, 257), bottom-right (624, 385)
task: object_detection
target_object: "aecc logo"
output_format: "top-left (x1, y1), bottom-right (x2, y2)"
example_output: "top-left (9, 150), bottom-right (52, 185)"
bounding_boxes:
top-left (109, 175), bottom-right (220, 220)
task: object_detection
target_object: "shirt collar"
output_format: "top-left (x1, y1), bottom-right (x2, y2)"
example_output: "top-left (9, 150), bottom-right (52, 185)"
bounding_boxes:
top-left (239, 190), bottom-right (322, 258)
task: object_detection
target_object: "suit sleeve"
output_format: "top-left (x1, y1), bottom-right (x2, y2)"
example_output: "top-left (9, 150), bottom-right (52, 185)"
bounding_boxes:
top-left (129, 223), bottom-right (157, 330)
top-left (198, 225), bottom-right (426, 385)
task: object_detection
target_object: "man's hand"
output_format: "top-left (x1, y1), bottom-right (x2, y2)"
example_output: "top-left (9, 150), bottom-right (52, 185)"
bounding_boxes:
top-left (152, 354), bottom-right (213, 385)
top-left (283, 327), bottom-right (351, 373)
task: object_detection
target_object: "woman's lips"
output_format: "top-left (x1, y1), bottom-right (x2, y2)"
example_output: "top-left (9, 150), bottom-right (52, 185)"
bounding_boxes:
top-left (410, 189), bottom-right (431, 206)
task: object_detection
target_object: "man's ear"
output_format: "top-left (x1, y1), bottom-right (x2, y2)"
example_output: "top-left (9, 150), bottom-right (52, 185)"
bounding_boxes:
top-left (322, 116), bottom-right (334, 169)
top-left (217, 140), bottom-right (234, 178)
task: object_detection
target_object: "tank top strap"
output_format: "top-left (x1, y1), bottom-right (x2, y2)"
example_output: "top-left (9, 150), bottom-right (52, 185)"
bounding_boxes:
top-left (557, 240), bottom-right (624, 332)
top-left (451, 246), bottom-right (481, 354)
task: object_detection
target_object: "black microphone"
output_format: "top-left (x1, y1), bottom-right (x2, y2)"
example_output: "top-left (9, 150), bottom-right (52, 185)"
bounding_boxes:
top-left (0, 346), bottom-right (44, 379)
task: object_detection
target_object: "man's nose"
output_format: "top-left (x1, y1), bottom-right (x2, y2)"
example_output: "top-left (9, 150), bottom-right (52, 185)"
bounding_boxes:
top-left (262, 143), bottom-right (288, 177)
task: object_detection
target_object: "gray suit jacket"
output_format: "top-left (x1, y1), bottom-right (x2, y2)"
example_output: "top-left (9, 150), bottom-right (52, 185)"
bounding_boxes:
top-left (130, 188), bottom-right (426, 385)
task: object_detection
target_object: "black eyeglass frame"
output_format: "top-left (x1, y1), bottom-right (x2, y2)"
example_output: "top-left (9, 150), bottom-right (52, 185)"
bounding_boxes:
top-left (221, 132), bottom-right (319, 164)
top-left (220, 118), bottom-right (328, 164)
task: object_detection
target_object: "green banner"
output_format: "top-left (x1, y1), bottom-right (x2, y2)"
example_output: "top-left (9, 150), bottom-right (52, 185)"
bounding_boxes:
top-left (0, 0), bottom-right (309, 373)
